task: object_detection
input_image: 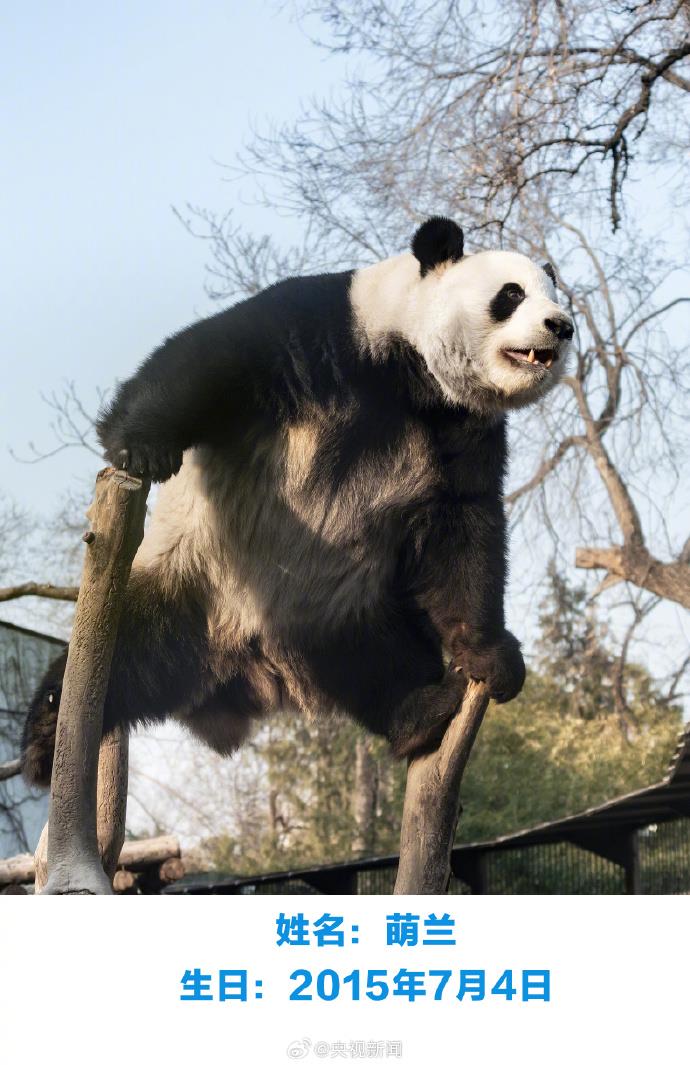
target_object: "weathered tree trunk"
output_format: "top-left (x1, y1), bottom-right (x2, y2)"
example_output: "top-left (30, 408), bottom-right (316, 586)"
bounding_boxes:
top-left (351, 734), bottom-right (377, 857)
top-left (30, 832), bottom-right (181, 891)
top-left (40, 468), bottom-right (148, 895)
top-left (394, 679), bottom-right (489, 894)
top-left (35, 727), bottom-right (129, 892)
top-left (7, 677), bottom-right (127, 888)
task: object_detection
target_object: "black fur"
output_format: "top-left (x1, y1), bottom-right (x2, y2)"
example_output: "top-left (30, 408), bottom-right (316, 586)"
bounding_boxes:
top-left (22, 263), bottom-right (525, 787)
top-left (542, 262), bottom-right (557, 287)
top-left (411, 217), bottom-right (464, 277)
top-left (489, 283), bottom-right (526, 323)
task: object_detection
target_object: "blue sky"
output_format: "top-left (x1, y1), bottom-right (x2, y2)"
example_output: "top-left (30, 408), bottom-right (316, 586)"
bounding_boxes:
top-left (2, 1), bottom-right (342, 507)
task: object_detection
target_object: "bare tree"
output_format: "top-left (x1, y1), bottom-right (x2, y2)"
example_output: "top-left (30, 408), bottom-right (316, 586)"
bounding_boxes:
top-left (346, 0), bottom-right (690, 232)
top-left (188, 0), bottom-right (689, 270)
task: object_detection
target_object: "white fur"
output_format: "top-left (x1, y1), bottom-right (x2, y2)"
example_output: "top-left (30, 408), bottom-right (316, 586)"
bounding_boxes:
top-left (133, 417), bottom-right (437, 648)
top-left (351, 249), bottom-right (572, 415)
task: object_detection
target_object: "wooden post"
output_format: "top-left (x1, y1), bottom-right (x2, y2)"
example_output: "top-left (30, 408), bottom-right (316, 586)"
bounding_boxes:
top-left (34, 673), bottom-right (133, 890)
top-left (96, 725), bottom-right (129, 881)
top-left (34, 729), bottom-right (129, 892)
top-left (394, 679), bottom-right (489, 894)
top-left (34, 824), bottom-right (49, 893)
top-left (40, 468), bottom-right (148, 895)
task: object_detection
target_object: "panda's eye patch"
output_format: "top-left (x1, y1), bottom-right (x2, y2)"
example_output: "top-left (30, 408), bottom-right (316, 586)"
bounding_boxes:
top-left (490, 283), bottom-right (526, 323)
top-left (504, 284), bottom-right (524, 301)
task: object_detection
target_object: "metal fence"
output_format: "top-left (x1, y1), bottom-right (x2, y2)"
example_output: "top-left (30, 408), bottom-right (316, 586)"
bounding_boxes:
top-left (195, 817), bottom-right (689, 896)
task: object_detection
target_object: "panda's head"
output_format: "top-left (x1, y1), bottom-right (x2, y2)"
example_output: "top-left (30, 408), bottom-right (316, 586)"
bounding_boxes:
top-left (351, 216), bottom-right (573, 416)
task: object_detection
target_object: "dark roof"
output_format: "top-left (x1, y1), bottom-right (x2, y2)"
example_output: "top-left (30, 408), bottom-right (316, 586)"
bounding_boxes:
top-left (0, 619), bottom-right (66, 647)
top-left (167, 725), bottom-right (690, 894)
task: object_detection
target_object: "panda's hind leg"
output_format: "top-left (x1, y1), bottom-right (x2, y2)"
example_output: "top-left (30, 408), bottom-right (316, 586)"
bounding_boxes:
top-left (22, 565), bottom-right (211, 787)
top-left (364, 606), bottom-right (468, 758)
top-left (307, 604), bottom-right (466, 760)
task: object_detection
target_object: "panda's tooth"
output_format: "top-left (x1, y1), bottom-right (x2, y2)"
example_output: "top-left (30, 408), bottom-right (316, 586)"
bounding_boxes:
top-left (527, 349), bottom-right (536, 363)
top-left (545, 358), bottom-right (553, 369)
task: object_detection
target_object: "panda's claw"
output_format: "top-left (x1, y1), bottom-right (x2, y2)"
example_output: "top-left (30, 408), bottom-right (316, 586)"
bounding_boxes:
top-left (103, 440), bottom-right (177, 482)
top-left (450, 630), bottom-right (525, 704)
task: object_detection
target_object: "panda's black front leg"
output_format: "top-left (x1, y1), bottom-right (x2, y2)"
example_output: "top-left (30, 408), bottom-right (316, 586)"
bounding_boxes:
top-left (95, 327), bottom-right (225, 482)
top-left (417, 496), bottom-right (526, 706)
top-left (413, 413), bottom-right (526, 705)
top-left (97, 377), bottom-right (187, 483)
top-left (97, 319), bottom-right (261, 482)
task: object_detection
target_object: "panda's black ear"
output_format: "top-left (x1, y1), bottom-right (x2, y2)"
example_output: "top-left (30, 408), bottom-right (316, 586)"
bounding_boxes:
top-left (542, 262), bottom-right (557, 287)
top-left (411, 217), bottom-right (464, 277)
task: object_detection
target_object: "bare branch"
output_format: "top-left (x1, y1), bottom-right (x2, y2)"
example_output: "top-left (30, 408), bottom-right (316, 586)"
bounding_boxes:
top-left (0, 759), bottom-right (22, 782)
top-left (576, 546), bottom-right (690, 610)
top-left (506, 434), bottom-right (585, 505)
top-left (0, 581), bottom-right (79, 604)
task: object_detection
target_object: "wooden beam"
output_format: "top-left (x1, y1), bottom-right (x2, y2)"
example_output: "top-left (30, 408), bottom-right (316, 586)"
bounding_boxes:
top-left (0, 853), bottom-right (35, 886)
top-left (159, 857), bottom-right (186, 884)
top-left (113, 870), bottom-right (137, 892)
top-left (117, 835), bottom-right (180, 871)
top-left (135, 856), bottom-right (187, 894)
top-left (5, 834), bottom-right (181, 887)
top-left (395, 679), bottom-right (489, 894)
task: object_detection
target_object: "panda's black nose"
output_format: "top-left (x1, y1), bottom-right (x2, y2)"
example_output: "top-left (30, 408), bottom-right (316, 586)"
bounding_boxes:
top-left (544, 316), bottom-right (574, 341)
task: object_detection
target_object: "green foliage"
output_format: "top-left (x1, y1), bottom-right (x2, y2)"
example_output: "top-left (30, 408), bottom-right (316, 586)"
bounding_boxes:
top-left (204, 717), bottom-right (406, 875)
top-left (458, 672), bottom-right (681, 845)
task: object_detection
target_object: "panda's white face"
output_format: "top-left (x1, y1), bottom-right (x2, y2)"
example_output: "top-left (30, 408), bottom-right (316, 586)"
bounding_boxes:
top-left (351, 218), bottom-right (573, 416)
top-left (414, 249), bottom-right (572, 413)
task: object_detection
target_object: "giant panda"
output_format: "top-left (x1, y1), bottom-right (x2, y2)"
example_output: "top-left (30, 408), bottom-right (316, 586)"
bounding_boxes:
top-left (22, 216), bottom-right (573, 787)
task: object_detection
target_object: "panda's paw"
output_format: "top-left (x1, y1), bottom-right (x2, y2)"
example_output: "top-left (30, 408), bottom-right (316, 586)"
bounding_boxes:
top-left (104, 440), bottom-right (183, 483)
top-left (451, 630), bottom-right (525, 703)
top-left (388, 669), bottom-right (466, 758)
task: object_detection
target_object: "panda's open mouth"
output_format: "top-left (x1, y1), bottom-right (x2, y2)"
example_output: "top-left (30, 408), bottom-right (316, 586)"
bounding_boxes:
top-left (502, 348), bottom-right (557, 370)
